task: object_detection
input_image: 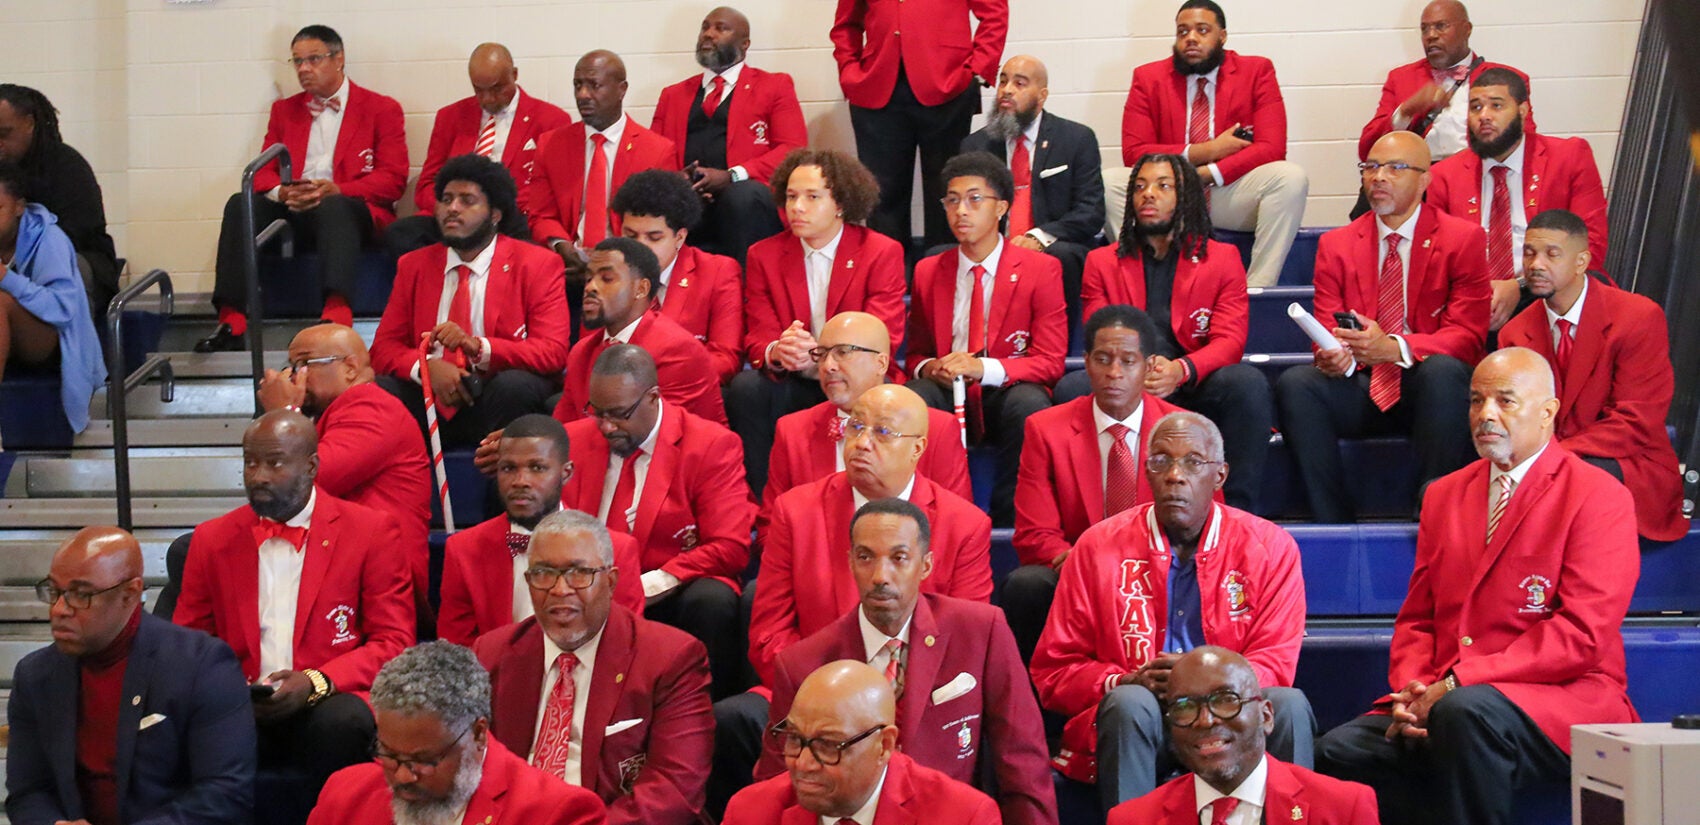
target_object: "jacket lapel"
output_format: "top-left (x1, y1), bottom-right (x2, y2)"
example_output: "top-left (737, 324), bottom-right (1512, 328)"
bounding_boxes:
top-left (810, 404), bottom-right (841, 474)
top-left (1264, 757), bottom-right (1308, 825)
top-left (330, 83), bottom-right (363, 177)
top-left (826, 228), bottom-right (862, 317)
top-left (1172, 254), bottom-right (1202, 344)
top-left (826, 477), bottom-right (862, 616)
top-left (1562, 288), bottom-right (1607, 409)
top-left (500, 92), bottom-right (534, 168)
top-left (929, 250), bottom-right (960, 354)
top-left (1136, 396), bottom-right (1171, 505)
top-left (462, 739), bottom-right (513, 825)
top-left (1353, 219), bottom-right (1380, 315)
top-left (1459, 152), bottom-right (1486, 218)
top-left (1468, 444), bottom-right (1560, 593)
top-left (493, 621), bottom-right (546, 756)
top-left (1068, 399), bottom-right (1106, 522)
top-left (777, 240), bottom-right (809, 327)
top-left (479, 524), bottom-right (513, 628)
top-left (663, 246), bottom-right (699, 311)
top-left (578, 609), bottom-right (636, 791)
top-left (568, 432), bottom-right (613, 515)
top-left (630, 406), bottom-right (682, 547)
top-left (872, 756), bottom-right (920, 825)
top-left (1406, 208), bottom-right (1439, 316)
top-left (229, 510), bottom-right (264, 673)
top-left (294, 493), bottom-right (337, 649)
top-left (483, 238), bottom-right (513, 338)
top-left (1524, 132), bottom-right (1546, 214)
top-left (420, 246), bottom-right (450, 340)
top-left (895, 598), bottom-right (944, 731)
top-left (114, 613), bottom-right (155, 813)
top-left (41, 651), bottom-right (82, 816)
top-left (988, 246), bottom-right (1019, 345)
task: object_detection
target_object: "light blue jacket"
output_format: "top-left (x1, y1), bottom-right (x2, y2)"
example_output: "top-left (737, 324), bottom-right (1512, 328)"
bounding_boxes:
top-left (2, 202), bottom-right (106, 432)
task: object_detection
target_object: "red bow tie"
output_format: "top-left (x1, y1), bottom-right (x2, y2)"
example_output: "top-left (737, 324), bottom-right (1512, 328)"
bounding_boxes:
top-left (1433, 65), bottom-right (1470, 85)
top-left (506, 532), bottom-right (531, 559)
top-left (252, 520), bottom-right (307, 550)
top-left (306, 95), bottom-right (342, 115)
top-left (828, 416), bottom-right (846, 442)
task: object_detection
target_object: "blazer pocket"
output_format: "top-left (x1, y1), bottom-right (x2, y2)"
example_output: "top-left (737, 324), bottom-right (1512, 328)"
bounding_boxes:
top-left (138, 713), bottom-right (168, 731)
top-left (1039, 165), bottom-right (1069, 179)
top-left (930, 672), bottom-right (977, 705)
top-left (605, 718), bottom-right (644, 736)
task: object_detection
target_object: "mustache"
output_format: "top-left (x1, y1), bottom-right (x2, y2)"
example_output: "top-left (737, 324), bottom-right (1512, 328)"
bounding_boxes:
top-left (1475, 422), bottom-right (1507, 437)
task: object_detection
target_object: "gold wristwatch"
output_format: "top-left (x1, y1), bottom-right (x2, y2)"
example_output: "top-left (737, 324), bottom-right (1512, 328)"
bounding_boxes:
top-left (303, 669), bottom-right (334, 706)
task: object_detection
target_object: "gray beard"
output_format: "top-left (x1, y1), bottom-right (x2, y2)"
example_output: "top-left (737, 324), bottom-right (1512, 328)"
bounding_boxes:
top-left (983, 108), bottom-right (1033, 142)
top-left (390, 745), bottom-right (484, 825)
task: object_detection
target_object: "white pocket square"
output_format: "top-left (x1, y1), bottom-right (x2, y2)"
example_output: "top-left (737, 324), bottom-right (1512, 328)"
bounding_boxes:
top-left (138, 713), bottom-right (167, 731)
top-left (604, 718), bottom-right (643, 736)
top-left (931, 672), bottom-right (977, 705)
top-left (1039, 164), bottom-right (1069, 179)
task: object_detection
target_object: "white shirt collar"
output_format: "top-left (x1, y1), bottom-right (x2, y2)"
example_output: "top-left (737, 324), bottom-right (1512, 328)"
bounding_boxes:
top-left (1377, 203), bottom-right (1423, 243)
top-left (445, 235), bottom-right (499, 278)
top-left (803, 223), bottom-right (846, 257)
top-left (589, 113), bottom-right (628, 147)
top-left (658, 256), bottom-right (678, 289)
top-left (542, 619), bottom-right (605, 669)
top-left (634, 401), bottom-right (665, 455)
top-left (957, 236), bottom-right (1005, 276)
top-left (1484, 133), bottom-right (1526, 174)
top-left (316, 76), bottom-right (350, 109)
top-left (1545, 275), bottom-right (1588, 328)
top-left (1092, 398), bottom-right (1144, 436)
top-left (852, 473), bottom-right (916, 512)
top-left (1490, 438), bottom-right (1550, 489)
top-left (489, 88), bottom-right (521, 120)
top-left (826, 765), bottom-right (889, 825)
top-left (703, 61), bottom-right (745, 91)
top-left (608, 312), bottom-right (645, 344)
top-left (857, 606), bottom-right (913, 661)
top-left (1189, 67), bottom-right (1221, 88)
top-left (1193, 754), bottom-right (1269, 821)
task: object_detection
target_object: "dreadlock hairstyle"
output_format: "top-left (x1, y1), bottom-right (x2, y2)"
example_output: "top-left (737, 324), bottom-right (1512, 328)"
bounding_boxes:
top-left (1117, 152), bottom-right (1213, 261)
top-left (0, 85), bottom-right (62, 160)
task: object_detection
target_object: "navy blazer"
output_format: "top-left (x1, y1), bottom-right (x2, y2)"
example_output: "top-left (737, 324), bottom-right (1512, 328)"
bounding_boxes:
top-left (962, 109), bottom-right (1106, 245)
top-left (6, 610), bottom-right (257, 825)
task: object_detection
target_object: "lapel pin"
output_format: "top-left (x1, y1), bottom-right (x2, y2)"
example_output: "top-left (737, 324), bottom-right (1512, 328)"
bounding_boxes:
top-left (924, 635), bottom-right (936, 647)
top-left (1190, 256), bottom-right (1200, 264)
top-left (625, 143), bottom-right (633, 151)
top-left (503, 264), bottom-right (511, 272)
top-left (846, 259), bottom-right (855, 269)
top-left (131, 695), bottom-right (141, 706)
top-left (678, 277), bottom-right (690, 288)
top-left (484, 817), bottom-right (493, 824)
top-left (1291, 805), bottom-right (1303, 820)
top-left (615, 673), bottom-right (625, 683)
top-left (1041, 139), bottom-right (1049, 150)
top-left (322, 539), bottom-right (329, 547)
top-left (1422, 238), bottom-right (1432, 249)
top-left (1529, 183), bottom-right (1539, 192)
top-left (1532, 174), bottom-right (1540, 183)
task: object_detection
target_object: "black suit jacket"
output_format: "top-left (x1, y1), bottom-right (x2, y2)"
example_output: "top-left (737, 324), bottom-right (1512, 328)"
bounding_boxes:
top-left (6, 611), bottom-right (257, 825)
top-left (962, 110), bottom-right (1105, 245)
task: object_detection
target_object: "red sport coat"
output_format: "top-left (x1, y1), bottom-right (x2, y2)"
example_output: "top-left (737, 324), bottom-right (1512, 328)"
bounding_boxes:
top-left (474, 609), bottom-right (714, 825)
top-left (1498, 284), bottom-right (1687, 541)
top-left (173, 490), bottom-right (415, 693)
top-left (527, 117), bottom-right (680, 246)
top-left (553, 310), bottom-right (729, 427)
top-left (1012, 394), bottom-right (1190, 567)
top-left (312, 382), bottom-right (432, 593)
top-left (762, 401), bottom-right (972, 526)
top-left (1390, 443), bottom-right (1640, 752)
top-left (743, 225), bottom-right (909, 376)
top-left (759, 594), bottom-right (1056, 825)
top-left (414, 89), bottom-right (574, 215)
top-left (1311, 208), bottom-right (1491, 366)
top-left (251, 82), bottom-right (408, 230)
top-left (829, 0), bottom-right (1008, 109)
top-left (650, 67), bottom-right (808, 184)
top-left (561, 407), bottom-right (756, 586)
top-left (750, 472), bottom-right (992, 686)
top-left (724, 751), bottom-right (998, 825)
top-left (906, 243), bottom-right (1067, 388)
top-left (1121, 51), bottom-right (1288, 186)
top-left (437, 513), bottom-right (648, 646)
top-left (656, 245), bottom-right (744, 383)
top-left (1107, 756), bottom-right (1379, 825)
top-left (371, 236), bottom-right (572, 379)
top-left (1080, 239), bottom-right (1249, 378)
top-left (307, 738), bottom-right (607, 825)
top-left (1358, 58), bottom-right (1533, 161)
top-left (1425, 131), bottom-right (1610, 267)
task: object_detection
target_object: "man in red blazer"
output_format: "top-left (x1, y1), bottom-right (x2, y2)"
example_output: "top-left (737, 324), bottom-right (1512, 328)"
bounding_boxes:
top-left (562, 345), bottom-right (756, 699)
top-left (438, 415), bottom-right (645, 646)
top-left (552, 237), bottom-right (728, 426)
top-left (1108, 648), bottom-right (1379, 825)
top-left (1116, 1), bottom-right (1306, 287)
top-left (832, 0), bottom-right (1006, 248)
top-left (371, 155), bottom-right (571, 447)
top-left (729, 149), bottom-right (907, 494)
top-left (1426, 68), bottom-right (1609, 330)
top-left (724, 661), bottom-right (1001, 825)
top-left (1317, 348), bottom-right (1641, 825)
top-left (173, 411), bottom-right (415, 792)
top-left (198, 25), bottom-right (408, 351)
top-left (758, 499), bottom-right (1056, 825)
top-left (1498, 210), bottom-right (1687, 541)
top-left (611, 170), bottom-right (744, 383)
top-left (309, 642), bottom-right (608, 825)
top-left (1031, 412), bottom-right (1310, 811)
top-left (385, 43), bottom-right (573, 256)
top-left (1275, 131), bottom-right (1489, 523)
top-left (906, 152), bottom-right (1065, 525)
top-left (473, 510), bottom-right (714, 825)
top-left (650, 7), bottom-right (805, 262)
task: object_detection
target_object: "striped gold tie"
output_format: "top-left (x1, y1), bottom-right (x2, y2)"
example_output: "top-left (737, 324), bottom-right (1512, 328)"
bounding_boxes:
top-left (1486, 474), bottom-right (1516, 542)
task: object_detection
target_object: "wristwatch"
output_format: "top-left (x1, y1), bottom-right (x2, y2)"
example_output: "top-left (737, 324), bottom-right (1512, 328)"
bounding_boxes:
top-left (1441, 673), bottom-right (1459, 694)
top-left (303, 668), bottom-right (334, 706)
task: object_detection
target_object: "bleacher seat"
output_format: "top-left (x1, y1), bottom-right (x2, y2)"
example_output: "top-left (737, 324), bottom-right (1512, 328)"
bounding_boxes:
top-left (1213, 227), bottom-right (1329, 286)
top-left (257, 249), bottom-right (395, 318)
top-left (1244, 285), bottom-right (1315, 353)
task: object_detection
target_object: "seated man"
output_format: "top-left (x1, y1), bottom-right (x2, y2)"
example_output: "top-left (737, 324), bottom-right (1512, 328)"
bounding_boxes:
top-left (1108, 648), bottom-right (1378, 825)
top-left (1076, 152), bottom-right (1270, 512)
top-left (474, 511), bottom-right (714, 825)
top-left (1032, 412), bottom-right (1311, 811)
top-left (611, 169), bottom-right (744, 383)
top-left (728, 148), bottom-right (907, 494)
top-left (1117, 0), bottom-right (1307, 286)
top-left (906, 151), bottom-right (1065, 526)
top-left (561, 345), bottom-right (756, 698)
top-left (553, 237), bottom-right (728, 426)
top-left (1498, 210), bottom-right (1686, 541)
top-left (1316, 348), bottom-right (1641, 825)
top-left (438, 414), bottom-right (643, 645)
top-left (650, 6), bottom-right (805, 262)
top-left (961, 55), bottom-right (1105, 342)
top-left (1275, 132), bottom-right (1488, 523)
top-left (308, 641), bottom-right (607, 825)
top-left (8, 527), bottom-right (255, 825)
top-left (371, 154), bottom-right (570, 447)
top-left (384, 42), bottom-right (572, 256)
top-left (724, 661), bottom-right (1000, 825)
top-left (198, 25), bottom-right (407, 350)
top-left (173, 411), bottom-right (415, 793)
top-left (760, 499), bottom-right (1056, 825)
top-left (1007, 306), bottom-right (1187, 663)
top-left (1426, 68), bottom-right (1609, 330)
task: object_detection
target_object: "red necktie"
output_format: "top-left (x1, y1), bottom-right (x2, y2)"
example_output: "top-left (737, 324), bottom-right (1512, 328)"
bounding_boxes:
top-left (444, 265), bottom-right (474, 369)
top-left (306, 95), bottom-right (341, 116)
top-left (1104, 423), bottom-right (1138, 516)
top-left (474, 115), bottom-right (498, 158)
top-left (583, 133), bottom-right (611, 245)
top-left (505, 532), bottom-right (530, 559)
top-left (252, 520), bottom-right (306, 550)
top-left (1487, 474), bottom-right (1515, 542)
top-left (967, 265), bottom-right (988, 355)
top-left (531, 651), bottom-right (580, 779)
top-left (1487, 166), bottom-right (1515, 281)
top-left (1188, 77), bottom-right (1211, 145)
top-left (1209, 797), bottom-right (1240, 825)
top-left (879, 639), bottom-right (905, 697)
top-left (1554, 318), bottom-right (1574, 376)
top-left (1009, 138), bottom-right (1034, 236)
top-left (703, 75), bottom-right (726, 117)
top-left (605, 448), bottom-right (643, 533)
top-left (827, 415), bottom-right (846, 443)
top-left (1370, 234), bottom-right (1406, 412)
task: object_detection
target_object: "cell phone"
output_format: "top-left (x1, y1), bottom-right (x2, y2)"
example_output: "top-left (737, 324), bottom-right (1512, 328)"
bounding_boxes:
top-left (1233, 125), bottom-right (1255, 141)
top-left (250, 682), bottom-right (276, 699)
top-left (460, 372), bottom-right (485, 404)
top-left (1333, 311), bottom-right (1363, 331)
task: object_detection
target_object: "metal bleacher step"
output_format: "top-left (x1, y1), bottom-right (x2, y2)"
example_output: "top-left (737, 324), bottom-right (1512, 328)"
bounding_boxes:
top-left (16, 449), bottom-right (242, 498)
top-left (0, 623), bottom-right (54, 688)
top-left (152, 317), bottom-right (379, 354)
top-left (0, 497), bottom-right (246, 529)
top-left (89, 380), bottom-right (256, 419)
top-left (74, 417), bottom-right (250, 448)
top-left (0, 530), bottom-right (178, 586)
top-left (160, 349), bottom-right (287, 379)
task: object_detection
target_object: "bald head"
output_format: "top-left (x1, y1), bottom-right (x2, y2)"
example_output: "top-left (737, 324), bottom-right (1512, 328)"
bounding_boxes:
top-left (1002, 55), bottom-right (1048, 89)
top-left (574, 50), bottom-right (628, 130)
top-left (243, 410), bottom-right (319, 521)
top-left (783, 661), bottom-right (900, 816)
top-left (1171, 646), bottom-right (1260, 696)
top-left (816, 312), bottom-right (893, 408)
top-left (468, 43), bottom-right (519, 115)
top-left (1364, 131), bottom-right (1433, 221)
top-left (46, 528), bottom-right (145, 656)
top-left (286, 324), bottom-right (371, 416)
top-left (843, 385), bottom-right (929, 499)
top-left (697, 7), bottom-right (752, 72)
top-left (797, 660), bottom-right (897, 729)
top-left (1421, 1), bottom-right (1473, 69)
top-left (991, 54), bottom-right (1049, 136)
top-left (59, 527), bottom-right (144, 583)
top-left (1166, 646), bottom-right (1273, 793)
top-left (1479, 347), bottom-right (1556, 400)
top-left (246, 409), bottom-right (318, 452)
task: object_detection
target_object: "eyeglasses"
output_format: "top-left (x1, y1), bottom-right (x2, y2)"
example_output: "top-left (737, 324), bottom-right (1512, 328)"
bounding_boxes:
top-left (285, 355), bottom-right (346, 372)
top-left (287, 52), bottom-right (340, 68)
top-left (1165, 689), bottom-right (1263, 727)
top-left (940, 193), bottom-right (998, 209)
top-left (35, 578), bottom-right (134, 610)
top-left (767, 722), bottom-right (887, 765)
top-left (1145, 454), bottom-right (1223, 476)
top-left (842, 417), bottom-right (924, 445)
top-left (523, 564), bottom-right (611, 591)
top-left (1357, 161), bottom-right (1428, 177)
top-left (808, 343), bottom-right (881, 362)
top-left (372, 725), bottom-right (470, 775)
top-left (582, 394), bottom-right (651, 422)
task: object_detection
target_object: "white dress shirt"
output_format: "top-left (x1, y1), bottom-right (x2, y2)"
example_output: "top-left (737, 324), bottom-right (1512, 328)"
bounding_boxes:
top-left (1391, 52), bottom-right (1476, 161)
top-left (1178, 68), bottom-right (1226, 187)
top-left (1093, 398), bottom-right (1145, 490)
top-left (508, 514), bottom-right (559, 624)
top-left (833, 408), bottom-right (851, 472)
top-left (858, 606), bottom-right (913, 671)
top-left (480, 89), bottom-right (522, 163)
top-left (824, 766), bottom-right (889, 825)
top-left (1488, 439), bottom-right (1549, 512)
top-left (852, 474), bottom-right (916, 513)
top-left (803, 225), bottom-right (845, 337)
top-left (701, 62), bottom-right (750, 181)
top-left (1006, 112), bottom-right (1055, 246)
top-left (656, 256), bottom-right (679, 305)
top-left (1192, 754), bottom-right (1269, 825)
top-left (577, 114), bottom-right (629, 242)
top-left (921, 239), bottom-right (1007, 386)
top-left (257, 488), bottom-right (316, 678)
top-left (1375, 204), bottom-right (1423, 368)
top-left (1544, 276), bottom-right (1588, 350)
top-left (531, 625), bottom-right (604, 785)
top-left (1478, 137), bottom-right (1529, 275)
top-left (301, 77), bottom-right (349, 183)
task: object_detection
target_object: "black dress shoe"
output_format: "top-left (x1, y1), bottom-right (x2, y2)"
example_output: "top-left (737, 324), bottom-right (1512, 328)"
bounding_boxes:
top-left (192, 324), bottom-right (244, 353)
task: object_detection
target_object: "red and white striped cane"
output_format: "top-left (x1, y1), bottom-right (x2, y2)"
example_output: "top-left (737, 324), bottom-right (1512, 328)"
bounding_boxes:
top-left (952, 375), bottom-right (968, 449)
top-left (417, 338), bottom-right (456, 531)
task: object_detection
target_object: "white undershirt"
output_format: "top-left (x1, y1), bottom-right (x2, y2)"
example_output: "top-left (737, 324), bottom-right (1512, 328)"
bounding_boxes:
top-left (1488, 439), bottom-right (1549, 513)
top-left (857, 607), bottom-right (912, 670)
top-left (803, 226), bottom-right (845, 337)
top-left (851, 474), bottom-right (915, 512)
top-left (1192, 754), bottom-right (1268, 825)
top-left (257, 488), bottom-right (316, 678)
top-left (532, 625), bottom-right (603, 785)
top-left (1391, 53), bottom-right (1476, 161)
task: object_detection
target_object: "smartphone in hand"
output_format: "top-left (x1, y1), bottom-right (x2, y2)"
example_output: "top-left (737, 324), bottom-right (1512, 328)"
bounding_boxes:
top-left (1333, 311), bottom-right (1364, 331)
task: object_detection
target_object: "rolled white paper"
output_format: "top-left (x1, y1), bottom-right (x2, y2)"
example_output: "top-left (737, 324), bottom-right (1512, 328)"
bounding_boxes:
top-left (1287, 303), bottom-right (1356, 378)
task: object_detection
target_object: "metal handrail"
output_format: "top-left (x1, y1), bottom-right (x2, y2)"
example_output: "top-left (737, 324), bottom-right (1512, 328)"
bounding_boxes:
top-left (240, 143), bottom-right (295, 415)
top-left (105, 269), bottom-right (176, 531)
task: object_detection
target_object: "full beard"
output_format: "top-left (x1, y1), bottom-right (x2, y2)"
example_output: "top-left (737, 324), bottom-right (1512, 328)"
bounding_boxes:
top-left (695, 41), bottom-right (741, 73)
top-left (443, 216), bottom-right (498, 255)
top-left (1468, 112), bottom-right (1524, 160)
top-left (1172, 42), bottom-right (1226, 76)
top-left (983, 106), bottom-right (1036, 141)
top-left (390, 744), bottom-right (484, 825)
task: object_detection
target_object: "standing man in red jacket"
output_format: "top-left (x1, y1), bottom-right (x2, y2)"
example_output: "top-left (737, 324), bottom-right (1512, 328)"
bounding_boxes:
top-left (198, 25), bottom-right (407, 351)
top-left (651, 7), bottom-right (806, 263)
top-left (831, 0), bottom-right (1007, 249)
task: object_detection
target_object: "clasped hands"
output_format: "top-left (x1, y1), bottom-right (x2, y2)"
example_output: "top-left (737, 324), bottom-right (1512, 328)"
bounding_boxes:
top-left (1384, 677), bottom-right (1453, 741)
top-left (280, 179), bottom-right (339, 212)
top-left (422, 324), bottom-right (483, 409)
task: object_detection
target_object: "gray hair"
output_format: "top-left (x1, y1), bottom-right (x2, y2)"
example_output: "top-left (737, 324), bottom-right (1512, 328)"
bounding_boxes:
top-left (1148, 411), bottom-right (1225, 463)
top-left (531, 509), bottom-right (615, 566)
top-left (370, 641), bottom-right (490, 731)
